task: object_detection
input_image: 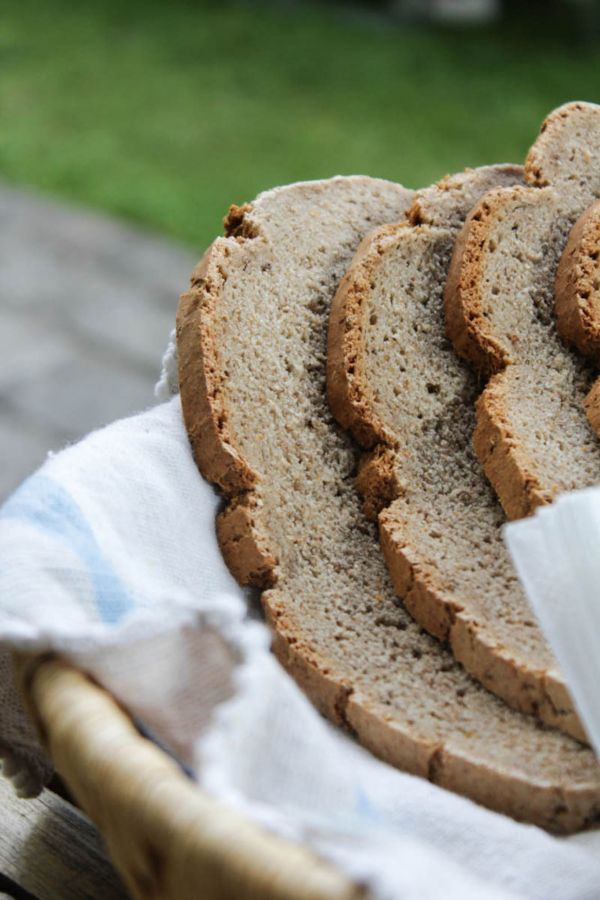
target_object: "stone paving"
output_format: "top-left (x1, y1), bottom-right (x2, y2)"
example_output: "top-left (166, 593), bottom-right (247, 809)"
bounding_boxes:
top-left (0, 184), bottom-right (198, 499)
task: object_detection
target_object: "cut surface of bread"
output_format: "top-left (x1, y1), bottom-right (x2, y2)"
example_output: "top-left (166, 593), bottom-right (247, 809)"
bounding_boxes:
top-left (177, 176), bottom-right (600, 832)
top-left (445, 102), bottom-right (600, 520)
top-left (327, 166), bottom-right (583, 740)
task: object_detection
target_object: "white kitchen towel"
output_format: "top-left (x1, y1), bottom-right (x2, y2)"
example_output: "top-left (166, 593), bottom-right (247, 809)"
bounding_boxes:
top-left (1, 397), bottom-right (600, 900)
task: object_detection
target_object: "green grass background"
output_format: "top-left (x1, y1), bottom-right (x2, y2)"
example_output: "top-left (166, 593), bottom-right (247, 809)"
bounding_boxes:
top-left (1, 0), bottom-right (599, 251)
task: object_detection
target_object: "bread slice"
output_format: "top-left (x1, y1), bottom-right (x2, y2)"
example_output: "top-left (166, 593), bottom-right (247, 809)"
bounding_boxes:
top-left (326, 165), bottom-right (584, 741)
top-left (555, 199), bottom-right (600, 436)
top-left (556, 199), bottom-right (600, 358)
top-left (445, 102), bottom-right (600, 520)
top-left (177, 176), bottom-right (600, 831)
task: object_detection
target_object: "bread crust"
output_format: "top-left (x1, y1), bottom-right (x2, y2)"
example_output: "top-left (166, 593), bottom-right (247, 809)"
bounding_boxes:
top-left (555, 200), bottom-right (600, 439)
top-left (327, 226), bottom-right (398, 449)
top-left (217, 496), bottom-right (277, 589)
top-left (445, 185), bottom-right (592, 519)
top-left (178, 180), bottom-right (599, 832)
top-left (555, 200), bottom-right (600, 356)
top-left (408, 165), bottom-right (525, 229)
top-left (328, 219), bottom-right (584, 741)
top-left (444, 191), bottom-right (516, 374)
top-left (444, 185), bottom-right (562, 520)
top-left (446, 205), bottom-right (548, 520)
top-left (525, 101), bottom-right (600, 188)
top-left (473, 374), bottom-right (554, 519)
top-left (176, 235), bottom-right (277, 587)
top-left (177, 241), bottom-right (258, 496)
top-left (446, 104), bottom-right (600, 521)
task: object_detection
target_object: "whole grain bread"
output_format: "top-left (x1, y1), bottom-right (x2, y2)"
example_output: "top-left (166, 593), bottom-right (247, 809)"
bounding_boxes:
top-left (177, 176), bottom-right (600, 831)
top-left (445, 102), bottom-right (600, 520)
top-left (555, 199), bottom-right (600, 435)
top-left (326, 166), bottom-right (583, 740)
top-left (556, 199), bottom-right (600, 358)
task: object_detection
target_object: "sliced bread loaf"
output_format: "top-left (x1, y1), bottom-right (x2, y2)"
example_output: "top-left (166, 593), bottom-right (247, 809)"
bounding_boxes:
top-left (177, 176), bottom-right (600, 831)
top-left (445, 102), bottom-right (600, 520)
top-left (326, 166), bottom-right (583, 739)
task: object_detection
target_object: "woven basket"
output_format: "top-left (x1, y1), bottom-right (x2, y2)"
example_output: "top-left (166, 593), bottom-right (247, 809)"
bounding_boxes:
top-left (14, 653), bottom-right (361, 900)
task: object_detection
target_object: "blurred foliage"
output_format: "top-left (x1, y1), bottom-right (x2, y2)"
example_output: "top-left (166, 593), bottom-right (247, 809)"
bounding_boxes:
top-left (1, 0), bottom-right (599, 251)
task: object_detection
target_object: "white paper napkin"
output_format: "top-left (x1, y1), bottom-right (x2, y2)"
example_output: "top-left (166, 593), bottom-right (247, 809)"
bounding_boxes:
top-left (505, 489), bottom-right (600, 757)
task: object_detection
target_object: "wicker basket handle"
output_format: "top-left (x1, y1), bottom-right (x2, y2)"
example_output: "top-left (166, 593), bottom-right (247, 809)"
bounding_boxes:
top-left (14, 654), bottom-right (363, 900)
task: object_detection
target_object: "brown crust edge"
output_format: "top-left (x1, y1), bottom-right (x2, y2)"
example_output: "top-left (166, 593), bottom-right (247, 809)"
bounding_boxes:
top-left (444, 186), bottom-right (567, 523)
top-left (473, 374), bottom-right (555, 520)
top-left (327, 226), bottom-right (400, 449)
top-left (525, 101), bottom-right (600, 187)
top-left (555, 199), bottom-right (600, 357)
top-left (177, 199), bottom-right (596, 833)
top-left (176, 231), bottom-right (277, 588)
top-left (326, 220), bottom-right (584, 744)
top-left (217, 496), bottom-right (278, 589)
top-left (444, 188), bottom-right (523, 375)
top-left (177, 241), bottom-right (258, 497)
top-left (408, 164), bottom-right (526, 228)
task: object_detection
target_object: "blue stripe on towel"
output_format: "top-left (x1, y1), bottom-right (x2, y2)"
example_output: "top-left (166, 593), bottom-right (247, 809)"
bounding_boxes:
top-left (1, 475), bottom-right (133, 624)
top-left (354, 786), bottom-right (381, 822)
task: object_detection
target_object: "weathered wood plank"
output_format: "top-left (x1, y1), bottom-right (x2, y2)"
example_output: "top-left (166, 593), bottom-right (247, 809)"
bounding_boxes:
top-left (0, 775), bottom-right (128, 899)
